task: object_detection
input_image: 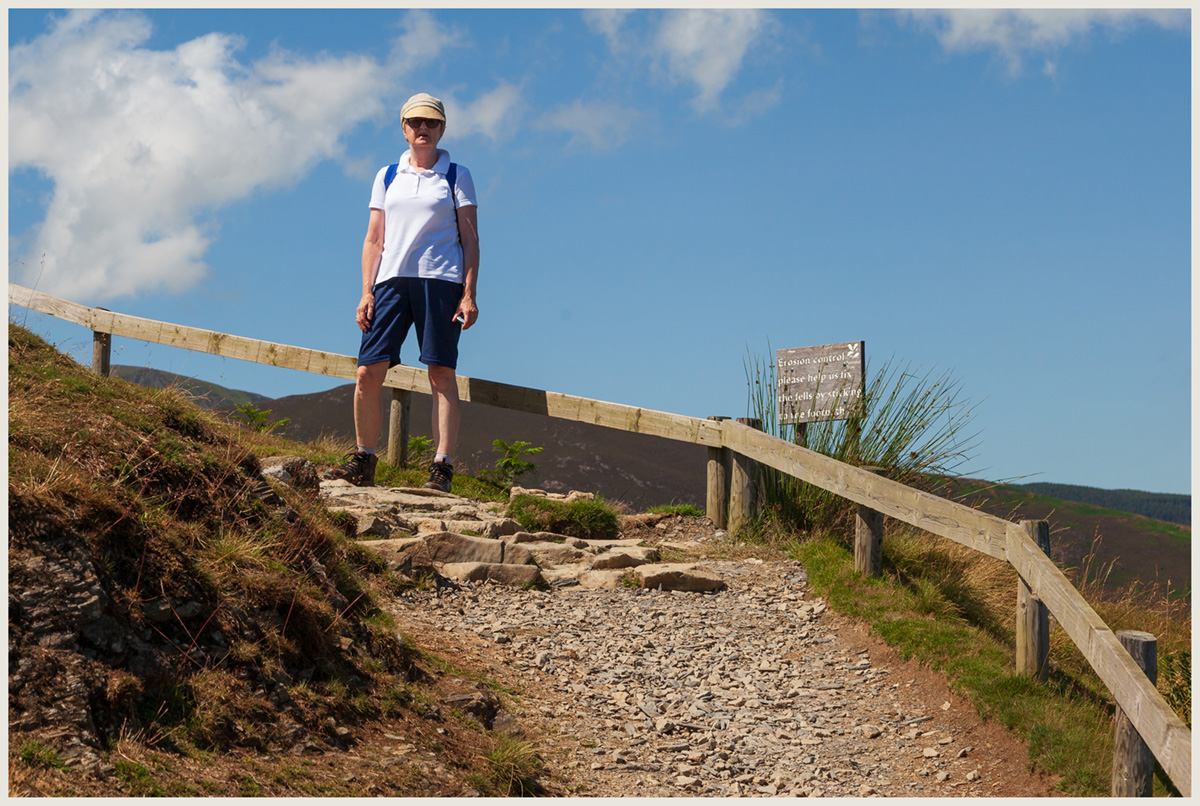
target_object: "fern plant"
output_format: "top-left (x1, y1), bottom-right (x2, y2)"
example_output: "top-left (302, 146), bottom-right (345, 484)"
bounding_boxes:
top-left (232, 402), bottom-right (290, 435)
top-left (482, 439), bottom-right (543, 489)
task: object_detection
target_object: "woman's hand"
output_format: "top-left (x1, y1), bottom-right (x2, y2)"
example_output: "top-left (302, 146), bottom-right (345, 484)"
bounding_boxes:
top-left (356, 291), bottom-right (375, 332)
top-left (454, 296), bottom-right (479, 330)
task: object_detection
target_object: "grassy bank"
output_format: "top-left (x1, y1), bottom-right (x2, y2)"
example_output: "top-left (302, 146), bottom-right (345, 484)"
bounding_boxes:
top-left (789, 525), bottom-right (1187, 796)
top-left (7, 324), bottom-right (545, 796)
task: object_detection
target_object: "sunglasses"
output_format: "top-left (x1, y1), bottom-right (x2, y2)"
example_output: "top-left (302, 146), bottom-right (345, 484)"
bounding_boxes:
top-left (405, 117), bottom-right (443, 129)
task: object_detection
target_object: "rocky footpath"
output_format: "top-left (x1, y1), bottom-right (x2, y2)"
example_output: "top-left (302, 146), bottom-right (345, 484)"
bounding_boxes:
top-left (304, 468), bottom-right (1057, 798)
top-left (317, 480), bottom-right (725, 593)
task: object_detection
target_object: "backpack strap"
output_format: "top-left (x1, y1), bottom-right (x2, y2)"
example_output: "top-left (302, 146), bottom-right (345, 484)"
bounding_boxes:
top-left (383, 162), bottom-right (456, 203)
top-left (447, 163), bottom-right (462, 247)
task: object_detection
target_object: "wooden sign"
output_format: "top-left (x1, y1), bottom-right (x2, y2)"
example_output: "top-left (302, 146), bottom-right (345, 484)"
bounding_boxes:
top-left (776, 341), bottom-right (865, 425)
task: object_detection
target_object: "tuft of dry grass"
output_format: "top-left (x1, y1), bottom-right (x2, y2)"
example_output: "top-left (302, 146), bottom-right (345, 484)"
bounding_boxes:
top-left (485, 734), bottom-right (544, 796)
top-left (1052, 534), bottom-right (1191, 725)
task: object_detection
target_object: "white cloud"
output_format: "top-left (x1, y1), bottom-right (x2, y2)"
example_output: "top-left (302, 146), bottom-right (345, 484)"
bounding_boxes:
top-left (444, 82), bottom-right (524, 143)
top-left (540, 99), bottom-right (640, 151)
top-left (9, 10), bottom-right (398, 302)
top-left (903, 9), bottom-right (1190, 76)
top-left (655, 9), bottom-right (772, 112)
top-left (582, 9), bottom-right (633, 53)
top-left (388, 9), bottom-right (463, 75)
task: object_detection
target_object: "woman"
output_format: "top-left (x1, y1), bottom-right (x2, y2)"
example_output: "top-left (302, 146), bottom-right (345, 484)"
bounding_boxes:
top-left (327, 92), bottom-right (480, 492)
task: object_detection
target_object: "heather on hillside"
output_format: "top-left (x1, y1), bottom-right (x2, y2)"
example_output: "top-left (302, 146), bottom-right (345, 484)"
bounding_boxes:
top-left (1017, 482), bottom-right (1190, 526)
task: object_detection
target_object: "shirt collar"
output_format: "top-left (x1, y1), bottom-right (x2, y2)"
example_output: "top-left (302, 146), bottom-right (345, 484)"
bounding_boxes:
top-left (398, 149), bottom-right (450, 175)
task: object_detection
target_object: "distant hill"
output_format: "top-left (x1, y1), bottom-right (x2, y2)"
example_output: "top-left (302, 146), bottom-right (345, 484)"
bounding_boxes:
top-left (1016, 482), bottom-right (1189, 526)
top-left (112, 366), bottom-right (273, 411)
top-left (947, 479), bottom-right (1190, 597)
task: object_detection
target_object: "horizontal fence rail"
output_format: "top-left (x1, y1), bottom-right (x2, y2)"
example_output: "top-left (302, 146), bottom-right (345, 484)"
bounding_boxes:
top-left (9, 283), bottom-right (1190, 795)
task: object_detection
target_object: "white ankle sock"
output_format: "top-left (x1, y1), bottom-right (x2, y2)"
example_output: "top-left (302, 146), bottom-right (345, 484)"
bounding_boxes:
top-left (434, 454), bottom-right (452, 465)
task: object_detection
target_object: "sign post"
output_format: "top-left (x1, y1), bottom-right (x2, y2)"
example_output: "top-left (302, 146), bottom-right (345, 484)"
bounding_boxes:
top-left (775, 341), bottom-right (865, 428)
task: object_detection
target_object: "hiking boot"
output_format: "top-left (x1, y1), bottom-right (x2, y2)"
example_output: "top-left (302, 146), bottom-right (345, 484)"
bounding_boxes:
top-left (423, 460), bottom-right (454, 493)
top-left (324, 450), bottom-right (378, 486)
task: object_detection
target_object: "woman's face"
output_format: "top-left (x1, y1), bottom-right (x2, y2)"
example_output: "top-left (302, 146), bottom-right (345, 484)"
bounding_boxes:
top-left (404, 117), bottom-right (444, 150)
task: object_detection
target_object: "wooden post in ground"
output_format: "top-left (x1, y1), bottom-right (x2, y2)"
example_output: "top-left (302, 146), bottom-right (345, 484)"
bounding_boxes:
top-left (387, 388), bottom-right (411, 468)
top-left (1016, 520), bottom-right (1051, 680)
top-left (728, 417), bottom-right (762, 537)
top-left (91, 308), bottom-right (111, 377)
top-left (1112, 630), bottom-right (1158, 797)
top-left (854, 466), bottom-right (887, 577)
top-left (706, 416), bottom-right (731, 529)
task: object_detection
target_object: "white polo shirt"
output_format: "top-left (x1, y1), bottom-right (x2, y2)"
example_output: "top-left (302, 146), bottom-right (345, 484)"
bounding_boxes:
top-left (369, 149), bottom-right (477, 286)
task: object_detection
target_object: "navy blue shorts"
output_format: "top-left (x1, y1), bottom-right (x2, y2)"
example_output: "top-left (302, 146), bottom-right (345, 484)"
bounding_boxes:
top-left (358, 277), bottom-right (463, 369)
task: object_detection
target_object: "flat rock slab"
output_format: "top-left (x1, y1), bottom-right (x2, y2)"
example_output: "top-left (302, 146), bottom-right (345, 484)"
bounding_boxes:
top-left (441, 562), bottom-right (543, 587)
top-left (510, 486), bottom-right (594, 503)
top-left (575, 563), bottom-right (722, 592)
top-left (577, 569), bottom-right (632, 590)
top-left (636, 563), bottom-right (726, 592)
top-left (358, 532), bottom-right (533, 568)
top-left (414, 518), bottom-right (523, 539)
top-left (590, 546), bottom-right (659, 570)
top-left (320, 481), bottom-right (462, 511)
top-left (539, 563), bottom-right (593, 585)
top-left (355, 537), bottom-right (424, 572)
top-left (508, 531), bottom-right (590, 548)
top-left (423, 532), bottom-right (508, 565)
top-left (582, 538), bottom-right (645, 551)
top-left (511, 542), bottom-right (593, 567)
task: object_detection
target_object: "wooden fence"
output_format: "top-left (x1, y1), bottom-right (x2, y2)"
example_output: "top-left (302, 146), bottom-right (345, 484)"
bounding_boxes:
top-left (8, 283), bottom-right (1190, 796)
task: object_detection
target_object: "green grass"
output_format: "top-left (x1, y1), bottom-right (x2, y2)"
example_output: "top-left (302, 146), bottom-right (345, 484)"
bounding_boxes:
top-left (794, 534), bottom-right (1181, 796)
top-left (114, 760), bottom-right (166, 796)
top-left (372, 458), bottom-right (508, 503)
top-left (646, 503), bottom-right (705, 517)
top-left (485, 734), bottom-right (543, 796)
top-left (411, 644), bottom-right (519, 698)
top-left (506, 493), bottom-right (620, 540)
top-left (18, 741), bottom-right (69, 771)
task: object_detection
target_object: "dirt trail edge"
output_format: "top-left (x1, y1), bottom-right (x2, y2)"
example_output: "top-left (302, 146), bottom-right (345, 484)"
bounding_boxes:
top-left (390, 511), bottom-right (1060, 798)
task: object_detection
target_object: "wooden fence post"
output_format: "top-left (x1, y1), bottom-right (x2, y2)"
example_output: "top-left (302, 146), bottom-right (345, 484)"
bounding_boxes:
top-left (386, 388), bottom-right (411, 468)
top-left (854, 466), bottom-right (886, 577)
top-left (1112, 630), bottom-right (1158, 797)
top-left (91, 307), bottom-right (111, 377)
top-left (1016, 520), bottom-right (1051, 680)
top-left (706, 416), bottom-right (731, 529)
top-left (728, 417), bottom-right (762, 537)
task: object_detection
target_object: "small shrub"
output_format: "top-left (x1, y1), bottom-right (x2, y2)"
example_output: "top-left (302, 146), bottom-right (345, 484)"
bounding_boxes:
top-left (406, 435), bottom-right (434, 468)
top-left (481, 438), bottom-right (543, 489)
top-left (506, 494), bottom-right (619, 540)
top-left (486, 734), bottom-right (543, 796)
top-left (233, 402), bottom-right (290, 435)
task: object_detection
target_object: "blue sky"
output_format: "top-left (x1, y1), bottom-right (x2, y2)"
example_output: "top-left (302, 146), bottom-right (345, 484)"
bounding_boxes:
top-left (7, 8), bottom-right (1192, 495)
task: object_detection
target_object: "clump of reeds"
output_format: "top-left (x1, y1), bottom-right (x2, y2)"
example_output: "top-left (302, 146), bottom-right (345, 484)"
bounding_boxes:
top-left (745, 349), bottom-right (981, 533)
